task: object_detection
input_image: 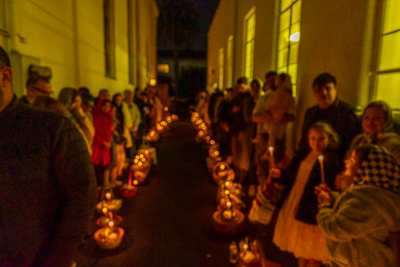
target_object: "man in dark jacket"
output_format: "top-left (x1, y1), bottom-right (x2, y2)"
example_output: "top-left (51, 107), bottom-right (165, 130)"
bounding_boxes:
top-left (0, 46), bottom-right (97, 267)
top-left (298, 73), bottom-right (361, 159)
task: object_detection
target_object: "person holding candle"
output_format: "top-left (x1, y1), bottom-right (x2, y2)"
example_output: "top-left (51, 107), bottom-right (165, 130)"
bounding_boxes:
top-left (298, 73), bottom-right (361, 161)
top-left (0, 46), bottom-right (97, 266)
top-left (271, 122), bottom-right (342, 266)
top-left (316, 145), bottom-right (400, 267)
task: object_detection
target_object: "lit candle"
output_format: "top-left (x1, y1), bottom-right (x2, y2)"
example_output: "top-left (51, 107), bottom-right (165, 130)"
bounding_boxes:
top-left (102, 207), bottom-right (108, 216)
top-left (128, 172), bottom-right (132, 186)
top-left (318, 155), bottom-right (325, 184)
top-left (227, 201), bottom-right (232, 208)
top-left (133, 180), bottom-right (139, 185)
top-left (220, 164), bottom-right (225, 171)
top-left (105, 192), bottom-right (112, 200)
top-left (269, 147), bottom-right (275, 168)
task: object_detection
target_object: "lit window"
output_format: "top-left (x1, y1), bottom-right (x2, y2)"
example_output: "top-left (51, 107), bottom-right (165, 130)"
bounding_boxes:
top-left (375, 0), bottom-right (400, 109)
top-left (244, 8), bottom-right (255, 82)
top-left (104, 0), bottom-right (116, 79)
top-left (227, 36), bottom-right (233, 88)
top-left (127, 0), bottom-right (135, 85)
top-left (277, 0), bottom-right (301, 97)
top-left (219, 48), bottom-right (224, 90)
top-left (157, 64), bottom-right (169, 73)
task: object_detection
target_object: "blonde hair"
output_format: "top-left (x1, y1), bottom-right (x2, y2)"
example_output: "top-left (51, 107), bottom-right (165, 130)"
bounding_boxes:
top-left (308, 121), bottom-right (339, 149)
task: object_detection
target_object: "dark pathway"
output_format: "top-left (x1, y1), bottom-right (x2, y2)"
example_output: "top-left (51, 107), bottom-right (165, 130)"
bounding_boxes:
top-left (75, 119), bottom-right (239, 267)
top-left (75, 118), bottom-right (297, 267)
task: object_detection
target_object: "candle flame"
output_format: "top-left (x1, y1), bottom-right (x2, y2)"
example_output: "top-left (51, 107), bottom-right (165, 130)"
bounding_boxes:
top-left (102, 207), bottom-right (108, 214)
top-left (220, 165), bottom-right (225, 170)
top-left (140, 154), bottom-right (144, 158)
top-left (134, 159), bottom-right (138, 164)
top-left (108, 221), bottom-right (114, 227)
top-left (319, 155), bottom-right (323, 160)
top-left (138, 162), bottom-right (143, 166)
top-left (227, 202), bottom-right (232, 207)
top-left (224, 189), bottom-right (230, 195)
top-left (210, 140), bottom-right (215, 145)
top-left (243, 244), bottom-right (248, 250)
top-left (133, 180), bottom-right (139, 185)
top-left (145, 150), bottom-right (149, 154)
top-left (214, 151), bottom-right (219, 156)
top-left (269, 147), bottom-right (273, 151)
top-left (225, 181), bottom-right (230, 187)
top-left (105, 192), bottom-right (111, 199)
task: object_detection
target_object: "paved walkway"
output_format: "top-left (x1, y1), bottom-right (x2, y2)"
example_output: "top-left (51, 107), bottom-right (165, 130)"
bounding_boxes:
top-left (74, 118), bottom-right (297, 267)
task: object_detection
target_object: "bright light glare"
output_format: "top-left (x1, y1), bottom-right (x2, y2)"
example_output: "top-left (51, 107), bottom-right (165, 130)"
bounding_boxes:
top-left (290, 31), bottom-right (300, 42)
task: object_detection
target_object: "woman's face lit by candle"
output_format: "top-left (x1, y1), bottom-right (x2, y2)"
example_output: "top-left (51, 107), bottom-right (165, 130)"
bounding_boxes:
top-left (362, 106), bottom-right (386, 136)
top-left (308, 129), bottom-right (329, 153)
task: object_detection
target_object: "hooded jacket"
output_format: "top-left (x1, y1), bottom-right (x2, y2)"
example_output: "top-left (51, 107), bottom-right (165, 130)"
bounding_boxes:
top-left (318, 146), bottom-right (400, 267)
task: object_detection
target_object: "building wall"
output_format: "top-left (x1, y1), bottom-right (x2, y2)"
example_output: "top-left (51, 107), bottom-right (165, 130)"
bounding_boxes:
top-left (0, 0), bottom-right (158, 97)
top-left (207, 0), bottom-right (235, 90)
top-left (208, 0), bottom-right (379, 152)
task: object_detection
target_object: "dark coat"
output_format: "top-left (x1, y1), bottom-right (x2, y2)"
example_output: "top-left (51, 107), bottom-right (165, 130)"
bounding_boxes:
top-left (0, 96), bottom-right (97, 267)
top-left (298, 98), bottom-right (361, 160)
top-left (275, 148), bottom-right (342, 225)
top-left (229, 91), bottom-right (249, 136)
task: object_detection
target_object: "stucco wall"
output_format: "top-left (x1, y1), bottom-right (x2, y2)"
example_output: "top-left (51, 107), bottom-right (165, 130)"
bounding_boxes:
top-left (208, 0), bottom-right (378, 152)
top-left (1, 0), bottom-right (158, 97)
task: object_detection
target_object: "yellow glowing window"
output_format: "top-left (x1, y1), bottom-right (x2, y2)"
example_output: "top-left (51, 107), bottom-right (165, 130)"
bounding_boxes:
top-left (277, 0), bottom-right (301, 97)
top-left (244, 8), bottom-right (255, 82)
top-left (375, 0), bottom-right (400, 108)
top-left (219, 48), bottom-right (224, 90)
top-left (157, 64), bottom-right (169, 73)
top-left (227, 36), bottom-right (233, 88)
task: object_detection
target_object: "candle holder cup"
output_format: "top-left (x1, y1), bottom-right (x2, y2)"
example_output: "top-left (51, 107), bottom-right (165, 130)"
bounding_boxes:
top-left (94, 226), bottom-right (124, 250)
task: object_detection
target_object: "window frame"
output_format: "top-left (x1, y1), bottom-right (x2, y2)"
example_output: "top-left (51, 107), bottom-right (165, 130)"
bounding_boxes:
top-left (243, 7), bottom-right (256, 82)
top-left (276, 0), bottom-right (301, 97)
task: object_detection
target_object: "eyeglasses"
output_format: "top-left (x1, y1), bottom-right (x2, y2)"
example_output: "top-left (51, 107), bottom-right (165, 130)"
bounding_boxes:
top-left (31, 86), bottom-right (53, 96)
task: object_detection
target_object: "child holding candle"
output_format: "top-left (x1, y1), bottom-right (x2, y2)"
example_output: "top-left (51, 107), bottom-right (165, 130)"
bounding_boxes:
top-left (270, 122), bottom-right (342, 266)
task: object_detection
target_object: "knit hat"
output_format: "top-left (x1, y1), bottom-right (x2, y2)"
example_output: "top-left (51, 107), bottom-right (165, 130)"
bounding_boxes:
top-left (354, 145), bottom-right (400, 195)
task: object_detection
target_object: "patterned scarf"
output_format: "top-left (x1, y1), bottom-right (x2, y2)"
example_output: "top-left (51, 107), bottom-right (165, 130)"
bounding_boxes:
top-left (354, 145), bottom-right (400, 195)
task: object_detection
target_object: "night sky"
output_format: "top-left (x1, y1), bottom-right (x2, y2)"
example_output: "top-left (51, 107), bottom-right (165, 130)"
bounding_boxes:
top-left (157, 0), bottom-right (221, 51)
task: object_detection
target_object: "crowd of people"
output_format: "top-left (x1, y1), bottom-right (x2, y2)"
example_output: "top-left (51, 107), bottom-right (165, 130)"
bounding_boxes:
top-left (196, 72), bottom-right (400, 266)
top-left (27, 74), bottom-right (164, 189)
top-left (0, 45), bottom-right (166, 266)
top-left (2, 37), bottom-right (400, 266)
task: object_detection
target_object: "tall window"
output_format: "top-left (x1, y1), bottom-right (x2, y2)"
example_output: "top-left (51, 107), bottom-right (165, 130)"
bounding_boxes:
top-left (375, 0), bottom-right (400, 108)
top-left (219, 48), bottom-right (224, 90)
top-left (244, 8), bottom-right (255, 82)
top-left (104, 0), bottom-right (116, 78)
top-left (277, 0), bottom-right (301, 96)
top-left (227, 35), bottom-right (233, 88)
top-left (127, 0), bottom-right (135, 84)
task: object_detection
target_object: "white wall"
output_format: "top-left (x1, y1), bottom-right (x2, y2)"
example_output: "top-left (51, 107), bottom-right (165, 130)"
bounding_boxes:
top-left (208, 0), bottom-right (379, 153)
top-left (2, 0), bottom-right (158, 97)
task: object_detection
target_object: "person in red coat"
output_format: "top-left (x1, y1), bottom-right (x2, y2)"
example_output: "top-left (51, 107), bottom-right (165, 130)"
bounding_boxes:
top-left (92, 98), bottom-right (113, 186)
